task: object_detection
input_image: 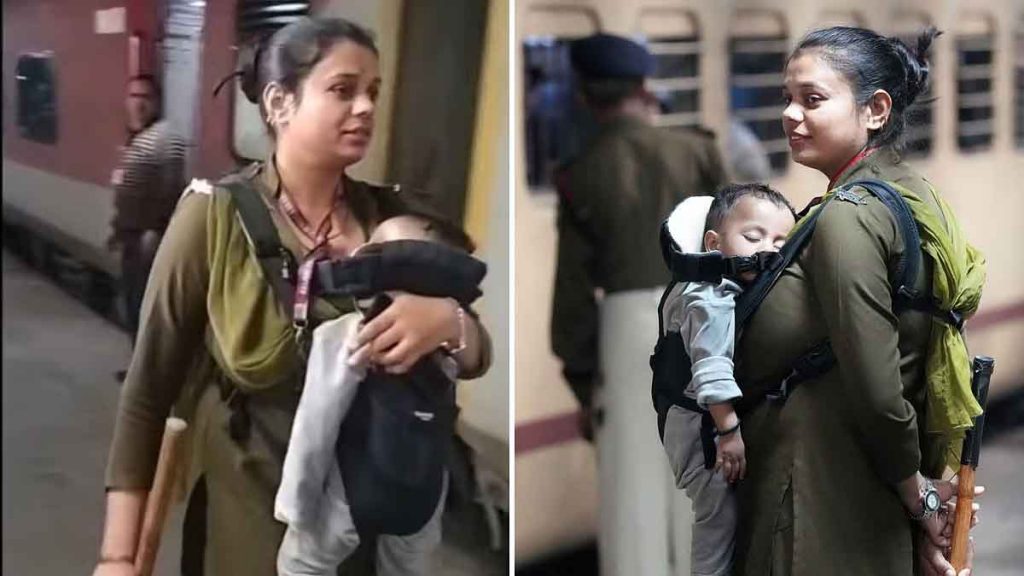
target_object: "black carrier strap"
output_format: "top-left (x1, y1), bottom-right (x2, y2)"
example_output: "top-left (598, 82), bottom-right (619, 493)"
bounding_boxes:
top-left (317, 240), bottom-right (487, 306)
top-left (221, 180), bottom-right (297, 314)
top-left (659, 222), bottom-right (781, 285)
top-left (739, 179), bottom-right (936, 403)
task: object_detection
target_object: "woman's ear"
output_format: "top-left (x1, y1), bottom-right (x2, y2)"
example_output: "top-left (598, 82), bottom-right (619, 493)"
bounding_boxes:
top-left (864, 89), bottom-right (893, 132)
top-left (704, 229), bottom-right (720, 252)
top-left (262, 82), bottom-right (296, 130)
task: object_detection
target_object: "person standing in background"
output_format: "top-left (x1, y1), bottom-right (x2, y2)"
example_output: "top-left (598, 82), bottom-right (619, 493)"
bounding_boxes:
top-left (108, 74), bottom-right (186, 379)
top-left (550, 33), bottom-right (727, 576)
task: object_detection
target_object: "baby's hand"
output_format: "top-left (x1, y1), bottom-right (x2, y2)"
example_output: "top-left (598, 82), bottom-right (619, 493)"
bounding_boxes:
top-left (715, 428), bottom-right (746, 484)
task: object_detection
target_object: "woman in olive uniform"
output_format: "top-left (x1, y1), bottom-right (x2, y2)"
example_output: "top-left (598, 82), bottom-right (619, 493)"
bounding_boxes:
top-left (733, 27), bottom-right (981, 576)
top-left (91, 18), bottom-right (491, 576)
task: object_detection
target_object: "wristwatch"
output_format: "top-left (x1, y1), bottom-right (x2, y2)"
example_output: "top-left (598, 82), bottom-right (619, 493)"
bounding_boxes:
top-left (909, 478), bottom-right (941, 521)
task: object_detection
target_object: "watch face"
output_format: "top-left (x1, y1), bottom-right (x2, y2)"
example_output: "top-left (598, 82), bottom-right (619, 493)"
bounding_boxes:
top-left (925, 491), bottom-right (941, 512)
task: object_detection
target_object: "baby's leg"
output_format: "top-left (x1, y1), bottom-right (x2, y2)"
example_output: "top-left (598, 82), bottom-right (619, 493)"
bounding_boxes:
top-left (375, 474), bottom-right (449, 576)
top-left (663, 406), bottom-right (736, 576)
top-left (278, 463), bottom-right (362, 575)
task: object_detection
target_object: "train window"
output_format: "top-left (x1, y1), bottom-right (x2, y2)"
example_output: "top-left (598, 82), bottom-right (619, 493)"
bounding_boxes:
top-left (15, 53), bottom-right (57, 144)
top-left (1016, 16), bottom-right (1024, 149)
top-left (894, 13), bottom-right (936, 158)
top-left (956, 16), bottom-right (995, 152)
top-left (729, 11), bottom-right (789, 175)
top-left (237, 0), bottom-right (310, 37)
top-left (637, 9), bottom-right (701, 130)
top-left (232, 0), bottom-right (311, 161)
top-left (522, 7), bottom-right (598, 190)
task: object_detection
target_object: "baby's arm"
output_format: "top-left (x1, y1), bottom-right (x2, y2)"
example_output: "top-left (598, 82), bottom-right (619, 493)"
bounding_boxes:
top-left (677, 281), bottom-right (746, 482)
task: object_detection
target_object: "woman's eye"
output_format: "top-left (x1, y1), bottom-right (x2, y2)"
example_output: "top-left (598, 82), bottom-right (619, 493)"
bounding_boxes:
top-left (782, 93), bottom-right (792, 105)
top-left (806, 94), bottom-right (823, 105)
top-left (332, 84), bottom-right (356, 98)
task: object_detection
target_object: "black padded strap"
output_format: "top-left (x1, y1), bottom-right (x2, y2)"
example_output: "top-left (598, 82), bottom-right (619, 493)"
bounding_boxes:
top-left (846, 179), bottom-right (922, 304)
top-left (316, 240), bottom-right (487, 306)
top-left (659, 221), bottom-right (780, 284)
top-left (221, 179), bottom-right (296, 314)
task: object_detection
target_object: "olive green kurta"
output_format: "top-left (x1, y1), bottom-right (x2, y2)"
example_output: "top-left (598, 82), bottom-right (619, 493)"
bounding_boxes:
top-left (105, 159), bottom-right (491, 575)
top-left (551, 117), bottom-right (727, 405)
top-left (734, 150), bottom-right (950, 575)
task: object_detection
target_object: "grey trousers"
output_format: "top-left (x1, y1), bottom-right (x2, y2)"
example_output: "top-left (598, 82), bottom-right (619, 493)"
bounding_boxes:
top-left (662, 405), bottom-right (737, 576)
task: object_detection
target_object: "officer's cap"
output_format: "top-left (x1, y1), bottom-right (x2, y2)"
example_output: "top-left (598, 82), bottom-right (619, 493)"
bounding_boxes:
top-left (570, 33), bottom-right (654, 80)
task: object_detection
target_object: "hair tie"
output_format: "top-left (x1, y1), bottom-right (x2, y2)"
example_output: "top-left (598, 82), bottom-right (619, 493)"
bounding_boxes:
top-left (212, 70), bottom-right (245, 98)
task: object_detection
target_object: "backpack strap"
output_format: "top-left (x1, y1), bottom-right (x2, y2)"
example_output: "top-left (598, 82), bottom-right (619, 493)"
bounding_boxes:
top-left (220, 179), bottom-right (297, 314)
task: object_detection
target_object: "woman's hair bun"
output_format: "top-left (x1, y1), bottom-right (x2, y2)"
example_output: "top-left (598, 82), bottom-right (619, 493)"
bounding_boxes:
top-left (236, 37), bottom-right (267, 104)
top-left (889, 26), bottom-right (942, 106)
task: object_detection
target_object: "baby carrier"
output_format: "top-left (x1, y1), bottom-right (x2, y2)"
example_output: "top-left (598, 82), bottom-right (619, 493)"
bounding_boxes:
top-left (223, 178), bottom-right (487, 536)
top-left (650, 180), bottom-right (966, 469)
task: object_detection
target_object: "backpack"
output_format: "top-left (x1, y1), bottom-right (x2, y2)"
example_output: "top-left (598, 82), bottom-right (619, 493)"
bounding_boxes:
top-left (222, 178), bottom-right (485, 537)
top-left (649, 179), bottom-right (964, 469)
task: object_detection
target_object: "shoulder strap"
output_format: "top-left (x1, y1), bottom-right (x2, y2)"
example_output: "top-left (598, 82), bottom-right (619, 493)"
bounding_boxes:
top-left (845, 179), bottom-right (922, 304)
top-left (739, 179), bottom-right (939, 407)
top-left (220, 179), bottom-right (296, 314)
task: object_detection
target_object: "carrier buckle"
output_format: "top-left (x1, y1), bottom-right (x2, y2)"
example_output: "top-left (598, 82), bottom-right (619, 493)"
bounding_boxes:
top-left (767, 374), bottom-right (792, 402)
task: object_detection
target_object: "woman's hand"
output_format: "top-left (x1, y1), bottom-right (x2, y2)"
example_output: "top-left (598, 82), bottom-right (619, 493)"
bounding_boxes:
top-left (918, 533), bottom-right (974, 576)
top-left (349, 293), bottom-right (460, 374)
top-left (904, 474), bottom-right (983, 576)
top-left (920, 476), bottom-right (984, 549)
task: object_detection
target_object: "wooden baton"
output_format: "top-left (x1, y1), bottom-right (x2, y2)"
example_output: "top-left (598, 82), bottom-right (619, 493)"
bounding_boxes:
top-left (950, 356), bottom-right (994, 571)
top-left (134, 417), bottom-right (189, 576)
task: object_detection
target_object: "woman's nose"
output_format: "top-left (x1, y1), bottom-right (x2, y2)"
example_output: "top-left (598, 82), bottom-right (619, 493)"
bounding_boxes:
top-left (782, 101), bottom-right (802, 126)
top-left (352, 93), bottom-right (376, 117)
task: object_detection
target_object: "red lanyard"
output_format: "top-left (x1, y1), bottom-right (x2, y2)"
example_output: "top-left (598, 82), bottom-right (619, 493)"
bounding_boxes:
top-left (278, 188), bottom-right (341, 332)
top-left (278, 189), bottom-right (341, 249)
top-left (293, 256), bottom-right (319, 331)
top-left (828, 147), bottom-right (876, 191)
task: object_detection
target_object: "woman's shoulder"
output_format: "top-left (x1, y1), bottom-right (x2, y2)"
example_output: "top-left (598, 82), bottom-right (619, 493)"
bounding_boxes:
top-left (811, 188), bottom-right (902, 258)
top-left (860, 150), bottom-right (934, 198)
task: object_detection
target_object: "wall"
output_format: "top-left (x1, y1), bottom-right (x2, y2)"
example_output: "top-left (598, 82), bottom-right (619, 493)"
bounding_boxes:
top-left (2, 0), bottom-right (136, 186)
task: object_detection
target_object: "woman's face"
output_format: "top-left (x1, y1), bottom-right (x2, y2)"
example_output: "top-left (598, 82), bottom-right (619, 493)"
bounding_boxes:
top-left (279, 40), bottom-right (381, 166)
top-left (782, 51), bottom-right (872, 177)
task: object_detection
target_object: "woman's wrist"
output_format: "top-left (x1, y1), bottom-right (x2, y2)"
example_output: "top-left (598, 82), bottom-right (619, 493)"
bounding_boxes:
top-left (897, 472), bottom-right (926, 512)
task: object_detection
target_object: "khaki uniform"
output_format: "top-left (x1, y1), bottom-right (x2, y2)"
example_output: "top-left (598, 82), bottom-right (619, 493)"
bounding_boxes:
top-left (105, 159), bottom-right (491, 576)
top-left (552, 117), bottom-right (727, 402)
top-left (734, 150), bottom-right (950, 575)
top-left (551, 117), bottom-right (726, 576)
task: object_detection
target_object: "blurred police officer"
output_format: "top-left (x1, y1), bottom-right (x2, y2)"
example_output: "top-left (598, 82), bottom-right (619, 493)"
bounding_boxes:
top-left (550, 33), bottom-right (727, 576)
top-left (108, 74), bottom-right (186, 379)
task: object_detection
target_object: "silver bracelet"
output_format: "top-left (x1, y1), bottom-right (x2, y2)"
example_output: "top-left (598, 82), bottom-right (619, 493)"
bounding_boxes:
top-left (443, 301), bottom-right (467, 355)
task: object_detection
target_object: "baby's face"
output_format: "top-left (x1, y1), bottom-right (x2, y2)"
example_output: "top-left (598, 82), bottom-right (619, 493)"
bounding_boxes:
top-left (706, 196), bottom-right (795, 262)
